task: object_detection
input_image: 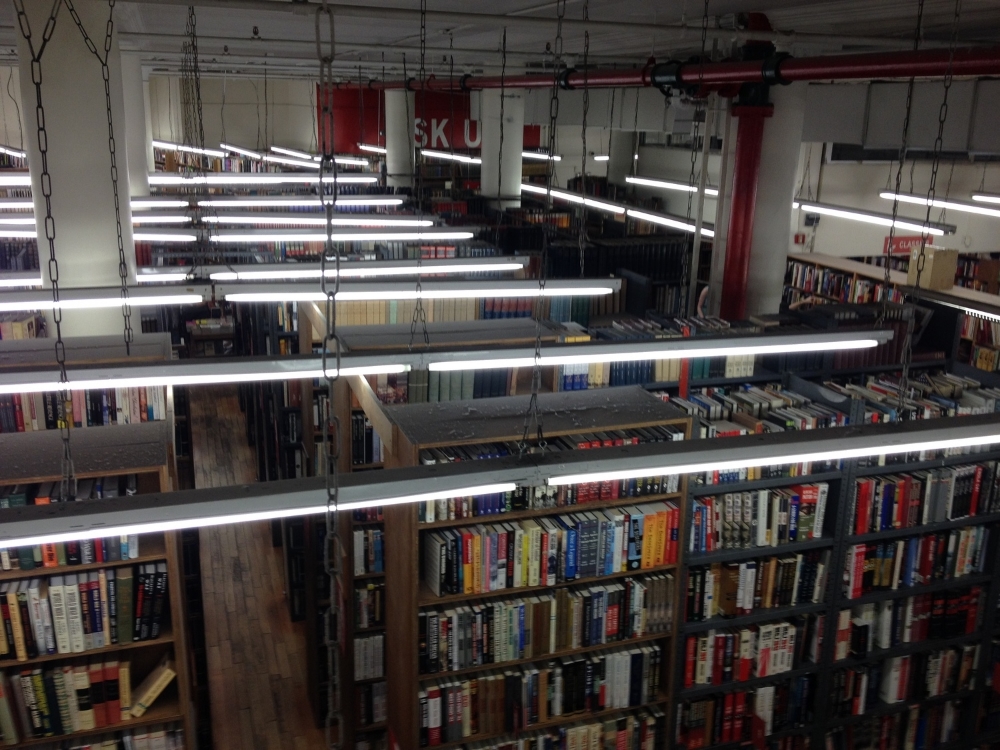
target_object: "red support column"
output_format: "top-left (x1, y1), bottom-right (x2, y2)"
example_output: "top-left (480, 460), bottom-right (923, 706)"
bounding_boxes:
top-left (720, 104), bottom-right (773, 320)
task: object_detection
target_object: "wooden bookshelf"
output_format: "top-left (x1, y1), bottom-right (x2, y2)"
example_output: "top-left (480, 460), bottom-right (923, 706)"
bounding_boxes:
top-left (336, 385), bottom-right (693, 750)
top-left (10, 696), bottom-right (184, 748)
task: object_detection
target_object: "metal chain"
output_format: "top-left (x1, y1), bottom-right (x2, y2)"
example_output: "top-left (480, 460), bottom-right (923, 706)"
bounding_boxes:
top-left (13, 0), bottom-right (76, 500)
top-left (521, 0), bottom-right (565, 454)
top-left (578, 1), bottom-right (589, 278)
top-left (409, 0), bottom-right (430, 349)
top-left (315, 7), bottom-right (342, 749)
top-left (65, 0), bottom-right (132, 355)
top-left (448, 41), bottom-right (456, 198)
top-left (494, 28), bottom-right (506, 246)
top-left (686, 0), bottom-right (709, 222)
top-left (900, 0), bottom-right (962, 414)
top-left (186, 6), bottom-right (205, 154)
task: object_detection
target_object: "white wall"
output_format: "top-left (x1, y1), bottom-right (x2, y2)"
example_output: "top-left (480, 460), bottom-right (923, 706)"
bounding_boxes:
top-left (0, 66), bottom-right (27, 154)
top-left (795, 143), bottom-right (998, 258)
top-left (148, 75), bottom-right (318, 153)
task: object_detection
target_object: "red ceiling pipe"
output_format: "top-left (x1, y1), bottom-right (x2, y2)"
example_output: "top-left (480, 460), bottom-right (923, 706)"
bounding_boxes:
top-left (335, 46), bottom-right (1000, 91)
top-left (720, 105), bottom-right (772, 321)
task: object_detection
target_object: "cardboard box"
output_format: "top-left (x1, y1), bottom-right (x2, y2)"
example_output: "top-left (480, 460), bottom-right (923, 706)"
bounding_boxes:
top-left (907, 246), bottom-right (957, 290)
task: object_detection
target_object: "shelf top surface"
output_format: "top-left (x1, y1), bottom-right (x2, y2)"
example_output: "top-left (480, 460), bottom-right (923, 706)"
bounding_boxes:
top-left (338, 319), bottom-right (564, 352)
top-left (384, 386), bottom-right (689, 447)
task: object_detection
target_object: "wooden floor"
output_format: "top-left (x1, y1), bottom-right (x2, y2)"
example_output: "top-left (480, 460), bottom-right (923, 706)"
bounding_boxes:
top-left (191, 386), bottom-right (326, 750)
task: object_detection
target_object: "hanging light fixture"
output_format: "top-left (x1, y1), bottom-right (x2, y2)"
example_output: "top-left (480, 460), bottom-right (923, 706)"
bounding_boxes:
top-left (219, 143), bottom-right (263, 159)
top-left (0, 145), bottom-right (26, 159)
top-left (626, 175), bottom-right (719, 197)
top-left (208, 229), bottom-right (476, 243)
top-left (151, 139), bottom-right (227, 158)
top-left (203, 258), bottom-right (526, 281)
top-left (197, 197), bottom-right (404, 208)
top-left (793, 201), bottom-right (956, 236)
top-left (522, 151), bottom-right (562, 161)
top-left (358, 144), bottom-right (387, 154)
top-left (880, 191), bottom-right (1000, 219)
top-left (422, 149), bottom-right (482, 164)
top-left (148, 173), bottom-right (379, 186)
top-left (200, 214), bottom-right (434, 228)
top-left (0, 287), bottom-right (202, 313)
top-left (971, 193), bottom-right (1000, 205)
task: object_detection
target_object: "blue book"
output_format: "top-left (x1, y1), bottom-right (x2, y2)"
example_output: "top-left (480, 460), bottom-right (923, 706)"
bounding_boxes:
top-left (788, 493), bottom-right (800, 542)
top-left (517, 603), bottom-right (525, 657)
top-left (627, 510), bottom-right (643, 571)
top-left (592, 589), bottom-right (604, 645)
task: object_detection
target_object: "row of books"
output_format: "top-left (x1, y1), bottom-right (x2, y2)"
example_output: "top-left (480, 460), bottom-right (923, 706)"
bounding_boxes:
top-left (686, 551), bottom-right (830, 622)
top-left (352, 507), bottom-right (384, 523)
top-left (418, 575), bottom-right (674, 674)
top-left (0, 312), bottom-right (41, 340)
top-left (451, 709), bottom-right (664, 750)
top-left (1, 564), bottom-right (168, 662)
top-left (850, 462), bottom-right (1000, 535)
top-left (418, 644), bottom-right (662, 745)
top-left (379, 242), bottom-right (504, 261)
top-left (834, 587), bottom-right (982, 659)
top-left (832, 645), bottom-right (978, 716)
top-left (10, 724), bottom-right (185, 749)
top-left (418, 476), bottom-right (681, 525)
top-left (0, 654), bottom-right (176, 742)
top-left (422, 503), bottom-right (680, 598)
top-left (676, 677), bottom-right (815, 748)
top-left (824, 701), bottom-right (961, 750)
top-left (784, 261), bottom-right (853, 302)
top-left (357, 680), bottom-right (387, 727)
top-left (842, 526), bottom-right (990, 599)
top-left (0, 386), bottom-right (167, 434)
top-left (0, 240), bottom-right (37, 275)
top-left (353, 529), bottom-right (384, 576)
top-left (688, 483), bottom-right (830, 554)
top-left (683, 615), bottom-right (820, 687)
top-left (354, 582), bottom-right (385, 630)
top-left (354, 634), bottom-right (384, 681)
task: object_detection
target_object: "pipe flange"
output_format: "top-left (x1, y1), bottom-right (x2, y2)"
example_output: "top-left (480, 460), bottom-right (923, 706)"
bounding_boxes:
top-left (404, 77), bottom-right (417, 91)
top-left (459, 74), bottom-right (472, 92)
top-left (649, 60), bottom-right (684, 94)
top-left (761, 53), bottom-right (792, 85)
top-left (558, 67), bottom-right (578, 90)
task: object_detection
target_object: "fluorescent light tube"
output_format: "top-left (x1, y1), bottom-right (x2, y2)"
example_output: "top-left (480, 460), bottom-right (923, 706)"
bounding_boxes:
top-left (335, 157), bottom-right (370, 167)
top-left (428, 337), bottom-right (879, 371)
top-left (626, 209), bottom-right (715, 238)
top-left (0, 216), bottom-right (35, 225)
top-left (626, 175), bottom-right (719, 197)
top-left (0, 145), bottom-right (26, 159)
top-left (131, 215), bottom-right (192, 224)
top-left (0, 275), bottom-right (42, 288)
top-left (197, 197), bottom-right (403, 208)
top-left (0, 293), bottom-right (202, 313)
top-left (208, 261), bottom-right (525, 281)
top-left (148, 173), bottom-right (378, 186)
top-left (359, 144), bottom-right (387, 154)
top-left (0, 229), bottom-right (36, 238)
top-left (225, 286), bottom-right (614, 303)
top-left (795, 201), bottom-right (954, 235)
top-left (209, 230), bottom-right (475, 243)
top-left (519, 183), bottom-right (625, 215)
top-left (0, 175), bottom-right (32, 186)
top-left (201, 215), bottom-right (434, 228)
top-left (522, 152), bottom-right (561, 161)
top-left (151, 139), bottom-right (226, 158)
top-left (548, 433), bottom-right (1000, 486)
top-left (271, 145), bottom-right (316, 161)
top-left (593, 155), bottom-right (610, 161)
top-left (136, 272), bottom-right (192, 283)
top-left (0, 482), bottom-right (517, 549)
top-left (131, 198), bottom-right (190, 210)
top-left (132, 232), bottom-right (198, 243)
top-left (422, 149), bottom-right (482, 164)
top-left (262, 154), bottom-right (320, 169)
top-left (0, 199), bottom-right (33, 210)
top-left (880, 191), bottom-right (1000, 219)
top-left (972, 194), bottom-right (1000, 205)
top-left (220, 143), bottom-right (263, 159)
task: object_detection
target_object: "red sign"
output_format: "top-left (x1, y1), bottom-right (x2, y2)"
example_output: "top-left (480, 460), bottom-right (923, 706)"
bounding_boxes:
top-left (320, 87), bottom-right (540, 154)
top-left (883, 235), bottom-right (925, 255)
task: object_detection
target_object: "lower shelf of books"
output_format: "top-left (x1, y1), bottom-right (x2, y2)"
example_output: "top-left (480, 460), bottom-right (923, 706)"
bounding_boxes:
top-left (11, 696), bottom-right (182, 748)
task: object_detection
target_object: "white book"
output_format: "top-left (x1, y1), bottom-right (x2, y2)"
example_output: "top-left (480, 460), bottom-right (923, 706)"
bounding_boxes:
top-left (790, 555), bottom-right (803, 605)
top-left (48, 576), bottom-right (71, 654)
top-left (63, 574), bottom-right (86, 653)
top-left (25, 579), bottom-right (49, 655)
top-left (814, 482), bottom-right (829, 538)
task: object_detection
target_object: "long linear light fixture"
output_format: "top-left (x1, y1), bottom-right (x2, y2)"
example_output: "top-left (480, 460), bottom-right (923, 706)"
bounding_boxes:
top-left (0, 288), bottom-right (202, 313)
top-left (793, 201), bottom-right (956, 236)
top-left (151, 139), bottom-right (227, 159)
top-left (520, 183), bottom-right (715, 238)
top-left (626, 175), bottom-right (719, 197)
top-left (358, 144), bottom-right (387, 154)
top-left (221, 279), bottom-right (618, 303)
top-left (220, 143), bottom-right (262, 159)
top-left (1, 413), bottom-right (996, 548)
top-left (972, 194), bottom-right (1000, 205)
top-left (0, 145), bottom-right (25, 159)
top-left (132, 232), bottom-right (198, 243)
top-left (0, 271), bottom-right (42, 288)
top-left (148, 173), bottom-right (379, 186)
top-left (200, 214), bottom-right (433, 228)
top-left (593, 155), bottom-right (610, 161)
top-left (271, 145), bottom-right (369, 167)
top-left (208, 229), bottom-right (475, 243)
top-left (0, 175), bottom-right (33, 187)
top-left (0, 329), bottom-right (887, 395)
top-left (522, 151), bottom-right (561, 161)
top-left (880, 191), bottom-right (1000, 219)
top-left (422, 149), bottom-right (482, 164)
top-left (197, 197), bottom-right (404, 208)
top-left (196, 258), bottom-right (526, 281)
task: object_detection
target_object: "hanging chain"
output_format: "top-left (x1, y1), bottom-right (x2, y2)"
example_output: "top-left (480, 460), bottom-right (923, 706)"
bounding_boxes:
top-left (578, 1), bottom-right (589, 278)
top-left (357, 65), bottom-right (365, 150)
top-left (448, 40), bottom-right (456, 197)
top-left (494, 28), bottom-right (506, 246)
top-left (315, 7), bottom-right (343, 750)
top-left (686, 0), bottom-right (709, 221)
top-left (14, 0), bottom-right (75, 498)
top-left (65, 0), bottom-right (132, 354)
top-left (521, 0), bottom-right (565, 454)
top-left (409, 0), bottom-right (430, 349)
top-left (900, 0), bottom-right (962, 414)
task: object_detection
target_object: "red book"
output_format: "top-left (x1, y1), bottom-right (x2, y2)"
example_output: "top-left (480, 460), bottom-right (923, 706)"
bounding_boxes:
top-left (722, 691), bottom-right (735, 743)
top-left (539, 532), bottom-right (548, 583)
top-left (734, 691), bottom-right (747, 742)
top-left (12, 395), bottom-right (24, 432)
top-left (971, 465), bottom-right (984, 516)
top-left (103, 660), bottom-right (120, 722)
top-left (855, 480), bottom-right (873, 535)
top-left (684, 636), bottom-right (697, 687)
top-left (713, 633), bottom-right (725, 685)
top-left (852, 545), bottom-right (865, 599)
top-left (89, 661), bottom-right (107, 727)
top-left (427, 686), bottom-right (442, 746)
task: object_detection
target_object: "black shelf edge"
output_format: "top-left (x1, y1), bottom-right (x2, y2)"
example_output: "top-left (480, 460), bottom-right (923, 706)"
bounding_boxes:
top-left (681, 602), bottom-right (827, 634)
top-left (678, 663), bottom-right (821, 700)
top-left (844, 573), bottom-right (991, 607)
top-left (690, 471), bottom-right (843, 497)
top-left (848, 512), bottom-right (1000, 544)
top-left (854, 448), bottom-right (1000, 478)
top-left (834, 631), bottom-right (983, 670)
top-left (824, 690), bottom-right (975, 729)
top-left (687, 538), bottom-right (835, 566)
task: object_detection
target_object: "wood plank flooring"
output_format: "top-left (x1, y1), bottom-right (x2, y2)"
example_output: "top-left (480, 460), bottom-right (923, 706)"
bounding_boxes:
top-left (191, 386), bottom-right (326, 750)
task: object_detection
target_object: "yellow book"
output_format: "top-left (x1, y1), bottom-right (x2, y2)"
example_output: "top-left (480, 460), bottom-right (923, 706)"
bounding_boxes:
top-left (130, 655), bottom-right (176, 718)
top-left (471, 531), bottom-right (482, 594)
top-left (119, 659), bottom-right (132, 721)
top-left (652, 510), bottom-right (667, 567)
top-left (5, 588), bottom-right (27, 661)
top-left (639, 509), bottom-right (656, 570)
top-left (462, 532), bottom-right (473, 595)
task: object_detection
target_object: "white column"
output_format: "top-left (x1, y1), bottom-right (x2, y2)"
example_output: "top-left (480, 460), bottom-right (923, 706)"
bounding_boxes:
top-left (480, 89), bottom-right (524, 209)
top-left (16, 0), bottom-right (137, 336)
top-left (385, 90), bottom-right (414, 189)
top-left (143, 72), bottom-right (154, 169)
top-left (606, 130), bottom-right (635, 187)
top-left (745, 84), bottom-right (808, 316)
top-left (120, 51), bottom-right (149, 197)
